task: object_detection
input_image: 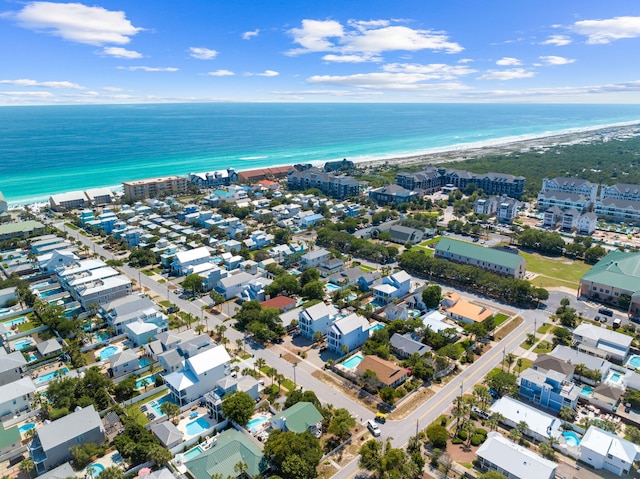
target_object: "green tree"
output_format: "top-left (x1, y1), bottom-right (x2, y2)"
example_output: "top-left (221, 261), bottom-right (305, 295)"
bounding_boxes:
top-left (222, 391), bottom-right (255, 427)
top-left (422, 284), bottom-right (442, 309)
top-left (160, 401), bottom-right (182, 422)
top-left (209, 291), bottom-right (226, 307)
top-left (359, 439), bottom-right (383, 474)
top-left (146, 444), bottom-right (173, 466)
top-left (98, 466), bottom-right (124, 479)
top-left (182, 274), bottom-right (204, 296)
top-left (264, 430), bottom-right (322, 479)
top-left (485, 370), bottom-right (518, 397)
top-left (426, 423), bottom-right (449, 448)
top-left (301, 280), bottom-right (325, 300)
top-left (327, 408), bottom-right (355, 440)
top-left (19, 458), bottom-right (34, 478)
top-left (300, 268), bottom-right (320, 286)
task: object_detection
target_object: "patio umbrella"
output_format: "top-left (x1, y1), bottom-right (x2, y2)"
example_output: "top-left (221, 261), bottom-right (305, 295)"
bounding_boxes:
top-left (138, 468), bottom-right (152, 477)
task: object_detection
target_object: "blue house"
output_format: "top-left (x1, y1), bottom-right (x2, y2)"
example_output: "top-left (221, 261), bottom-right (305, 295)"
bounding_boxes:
top-left (327, 313), bottom-right (370, 353)
top-left (519, 368), bottom-right (579, 413)
top-left (372, 270), bottom-right (411, 304)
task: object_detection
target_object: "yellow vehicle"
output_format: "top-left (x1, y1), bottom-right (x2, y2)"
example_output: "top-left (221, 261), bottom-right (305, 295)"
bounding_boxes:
top-left (375, 413), bottom-right (387, 423)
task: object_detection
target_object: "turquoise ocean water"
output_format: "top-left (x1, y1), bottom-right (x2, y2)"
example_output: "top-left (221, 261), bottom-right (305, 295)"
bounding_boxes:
top-left (1, 103), bottom-right (640, 204)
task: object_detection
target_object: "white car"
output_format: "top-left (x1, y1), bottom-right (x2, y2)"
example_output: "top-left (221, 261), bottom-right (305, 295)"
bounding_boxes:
top-left (367, 419), bottom-right (381, 437)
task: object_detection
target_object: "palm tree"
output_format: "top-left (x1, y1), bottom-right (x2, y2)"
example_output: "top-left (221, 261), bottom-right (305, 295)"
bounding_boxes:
top-left (267, 367), bottom-right (278, 385)
top-left (516, 358), bottom-right (523, 376)
top-left (491, 412), bottom-right (505, 430)
top-left (234, 461), bottom-right (248, 478)
top-left (559, 407), bottom-right (576, 423)
top-left (574, 363), bottom-right (586, 379)
top-left (236, 338), bottom-right (244, 353)
top-left (19, 458), bottom-right (34, 478)
top-left (505, 353), bottom-right (516, 373)
top-left (97, 466), bottom-right (124, 479)
top-left (486, 418), bottom-right (499, 431)
top-left (516, 420), bottom-right (529, 437)
top-left (509, 428), bottom-right (522, 444)
top-left (195, 324), bottom-right (205, 335)
top-left (255, 357), bottom-right (266, 374)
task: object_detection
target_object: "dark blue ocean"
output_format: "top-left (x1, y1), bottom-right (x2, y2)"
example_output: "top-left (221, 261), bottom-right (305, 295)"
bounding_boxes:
top-left (1, 103), bottom-right (639, 204)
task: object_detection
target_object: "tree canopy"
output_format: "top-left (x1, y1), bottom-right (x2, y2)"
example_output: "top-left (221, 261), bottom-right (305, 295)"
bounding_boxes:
top-left (221, 391), bottom-right (255, 427)
top-left (264, 430), bottom-right (322, 479)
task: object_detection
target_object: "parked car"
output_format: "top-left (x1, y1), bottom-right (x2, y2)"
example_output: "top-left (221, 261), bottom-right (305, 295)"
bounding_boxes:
top-left (599, 308), bottom-right (614, 317)
top-left (367, 419), bottom-right (381, 437)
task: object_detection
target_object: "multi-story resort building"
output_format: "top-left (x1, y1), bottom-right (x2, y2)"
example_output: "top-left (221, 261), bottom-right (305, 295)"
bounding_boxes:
top-left (538, 177), bottom-right (599, 202)
top-left (396, 167), bottom-right (525, 198)
top-left (188, 169), bottom-right (238, 188)
top-left (287, 167), bottom-right (359, 199)
top-left (435, 238), bottom-right (526, 278)
top-left (123, 175), bottom-right (188, 200)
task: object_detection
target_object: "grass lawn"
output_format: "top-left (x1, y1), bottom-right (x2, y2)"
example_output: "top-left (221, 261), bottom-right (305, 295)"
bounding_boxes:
top-left (533, 340), bottom-right (553, 354)
top-left (495, 315), bottom-right (523, 340)
top-left (281, 378), bottom-right (295, 391)
top-left (142, 270), bottom-right (154, 277)
top-left (16, 321), bottom-right (33, 333)
top-left (418, 236), bottom-right (442, 247)
top-left (537, 323), bottom-right (552, 334)
top-left (494, 313), bottom-right (509, 327)
top-left (359, 265), bottom-right (377, 273)
top-left (459, 463), bottom-right (473, 469)
top-left (411, 245), bottom-right (434, 256)
top-left (151, 267), bottom-right (163, 274)
top-left (486, 367), bottom-right (502, 379)
top-left (520, 251), bottom-right (591, 289)
top-left (124, 404), bottom-right (148, 426)
top-left (157, 279), bottom-right (166, 284)
top-left (519, 340), bottom-right (534, 350)
top-left (516, 357), bottom-right (533, 371)
top-left (159, 300), bottom-right (170, 307)
top-left (64, 222), bottom-right (79, 230)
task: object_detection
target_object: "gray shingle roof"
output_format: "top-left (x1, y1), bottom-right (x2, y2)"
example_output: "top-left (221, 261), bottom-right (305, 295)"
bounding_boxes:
top-left (36, 405), bottom-right (103, 452)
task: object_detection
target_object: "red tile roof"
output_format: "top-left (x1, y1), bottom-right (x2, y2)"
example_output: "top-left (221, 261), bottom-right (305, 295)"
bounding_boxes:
top-left (261, 295), bottom-right (297, 310)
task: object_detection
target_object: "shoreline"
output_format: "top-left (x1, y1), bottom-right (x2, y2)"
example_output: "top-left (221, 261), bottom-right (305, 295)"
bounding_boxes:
top-left (9, 120), bottom-right (640, 208)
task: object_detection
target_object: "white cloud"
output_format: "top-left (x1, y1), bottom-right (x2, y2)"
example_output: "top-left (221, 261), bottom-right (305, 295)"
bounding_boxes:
top-left (0, 78), bottom-right (84, 89)
top-left (273, 89), bottom-right (382, 97)
top-left (243, 29), bottom-right (259, 40)
top-left (287, 18), bottom-right (463, 57)
top-left (103, 47), bottom-right (142, 59)
top-left (117, 66), bottom-right (178, 72)
top-left (12, 1), bottom-right (142, 45)
top-left (0, 91), bottom-right (54, 97)
top-left (496, 57), bottom-right (521, 66)
top-left (571, 16), bottom-right (640, 44)
top-left (307, 72), bottom-right (469, 91)
top-left (102, 86), bottom-right (123, 91)
top-left (539, 55), bottom-right (575, 65)
top-left (207, 70), bottom-right (235, 76)
top-left (189, 47), bottom-right (218, 60)
top-left (458, 58), bottom-right (474, 64)
top-left (245, 70), bottom-right (279, 77)
top-left (541, 35), bottom-right (572, 46)
top-left (382, 63), bottom-right (476, 79)
top-left (322, 53), bottom-right (380, 63)
top-left (477, 69), bottom-right (535, 80)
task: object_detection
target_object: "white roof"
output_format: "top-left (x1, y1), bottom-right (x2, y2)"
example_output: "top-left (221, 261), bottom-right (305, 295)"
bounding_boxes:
top-left (124, 320), bottom-right (159, 335)
top-left (490, 396), bottom-right (562, 439)
top-left (50, 191), bottom-right (86, 204)
top-left (174, 246), bottom-right (211, 264)
top-left (219, 272), bottom-right (254, 289)
top-left (0, 376), bottom-right (35, 404)
top-left (302, 301), bottom-right (338, 321)
top-left (476, 432), bottom-right (557, 479)
top-left (85, 187), bottom-right (113, 199)
top-left (580, 426), bottom-right (640, 464)
top-left (373, 284), bottom-right (396, 294)
top-left (186, 345), bottom-right (230, 376)
top-left (574, 323), bottom-right (632, 349)
top-left (331, 313), bottom-right (369, 335)
top-left (77, 275), bottom-right (131, 296)
top-left (389, 270), bottom-right (411, 283)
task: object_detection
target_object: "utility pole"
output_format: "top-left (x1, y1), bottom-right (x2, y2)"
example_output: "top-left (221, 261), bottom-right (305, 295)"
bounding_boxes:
top-left (293, 362), bottom-right (298, 387)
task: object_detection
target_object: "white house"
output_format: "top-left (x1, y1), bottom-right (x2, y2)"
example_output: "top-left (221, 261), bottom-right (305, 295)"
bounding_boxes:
top-left (37, 249), bottom-right (79, 273)
top-left (579, 426), bottom-right (640, 476)
top-left (372, 270), bottom-right (411, 305)
top-left (577, 212), bottom-right (598, 235)
top-left (102, 294), bottom-right (168, 335)
top-left (216, 272), bottom-right (256, 300)
top-left (300, 249), bottom-right (330, 269)
top-left (73, 275), bottom-right (132, 308)
top-left (164, 345), bottom-right (231, 405)
top-left (489, 396), bottom-right (562, 443)
top-left (171, 247), bottom-right (212, 276)
top-left (572, 323), bottom-right (632, 363)
top-left (298, 302), bottom-right (339, 339)
top-left (109, 350), bottom-right (140, 377)
top-left (327, 313), bottom-right (370, 353)
top-left (0, 377), bottom-right (36, 418)
top-left (476, 431), bottom-right (557, 479)
top-left (0, 351), bottom-right (26, 386)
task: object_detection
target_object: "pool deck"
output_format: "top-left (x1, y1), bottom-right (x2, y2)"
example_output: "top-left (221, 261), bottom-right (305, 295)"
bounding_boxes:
top-left (175, 406), bottom-right (214, 438)
top-left (30, 364), bottom-right (70, 384)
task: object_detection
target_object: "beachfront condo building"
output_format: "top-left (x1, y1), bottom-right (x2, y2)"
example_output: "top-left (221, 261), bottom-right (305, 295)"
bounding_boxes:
top-left (188, 168), bottom-right (238, 188)
top-left (396, 167), bottom-right (525, 199)
top-left (287, 167), bottom-right (359, 199)
top-left (123, 175), bottom-right (188, 200)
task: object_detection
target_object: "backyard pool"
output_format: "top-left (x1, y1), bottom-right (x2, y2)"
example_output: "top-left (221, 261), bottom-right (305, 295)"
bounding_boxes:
top-left (606, 371), bottom-right (623, 384)
top-left (580, 385), bottom-right (594, 396)
top-left (18, 423), bottom-right (35, 434)
top-left (147, 395), bottom-right (172, 417)
top-left (136, 374), bottom-right (157, 389)
top-left (341, 353), bottom-right (364, 370)
top-left (87, 463), bottom-right (105, 478)
top-left (186, 417), bottom-right (211, 436)
top-left (139, 358), bottom-right (151, 368)
top-left (35, 367), bottom-right (69, 384)
top-left (3, 316), bottom-right (27, 327)
top-left (369, 323), bottom-right (385, 334)
top-left (628, 355), bottom-right (640, 369)
top-left (40, 287), bottom-right (64, 298)
top-left (98, 345), bottom-right (119, 360)
top-left (325, 283), bottom-right (341, 293)
top-left (183, 446), bottom-right (204, 460)
top-left (13, 338), bottom-right (34, 350)
top-left (93, 332), bottom-right (109, 342)
top-left (247, 415), bottom-right (269, 432)
top-left (563, 431), bottom-right (581, 447)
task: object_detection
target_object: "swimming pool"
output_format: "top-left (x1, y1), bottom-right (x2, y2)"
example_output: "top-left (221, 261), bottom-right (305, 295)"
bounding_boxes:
top-left (580, 385), bottom-right (594, 396)
top-left (98, 345), bottom-right (119, 360)
top-left (139, 358), bottom-right (150, 368)
top-left (325, 283), bottom-right (341, 292)
top-left (3, 316), bottom-right (27, 327)
top-left (563, 431), bottom-right (581, 447)
top-left (93, 332), bottom-right (109, 342)
top-left (136, 374), bottom-right (157, 389)
top-left (35, 367), bottom-right (69, 384)
top-left (342, 353), bottom-right (364, 369)
top-left (87, 463), bottom-right (105, 478)
top-left (369, 323), bottom-right (385, 334)
top-left (18, 423), bottom-right (35, 434)
top-left (186, 417), bottom-right (211, 436)
top-left (628, 355), bottom-right (640, 369)
top-left (183, 446), bottom-right (204, 460)
top-left (40, 287), bottom-right (64, 298)
top-left (13, 338), bottom-right (34, 350)
top-left (247, 415), bottom-right (268, 432)
top-left (607, 371), bottom-right (623, 384)
top-left (148, 395), bottom-right (172, 417)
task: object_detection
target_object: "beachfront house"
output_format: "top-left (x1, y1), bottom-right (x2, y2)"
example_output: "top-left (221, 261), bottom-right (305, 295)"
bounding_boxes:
top-left (372, 270), bottom-right (411, 305)
top-left (164, 345), bottom-right (231, 405)
top-left (29, 405), bottom-right (105, 474)
top-left (572, 323), bottom-right (632, 363)
top-left (476, 431), bottom-right (557, 479)
top-left (327, 313), bottom-right (370, 353)
top-left (270, 402), bottom-right (323, 437)
top-left (0, 377), bottom-right (36, 418)
top-left (579, 426), bottom-right (640, 476)
top-left (299, 301), bottom-right (339, 340)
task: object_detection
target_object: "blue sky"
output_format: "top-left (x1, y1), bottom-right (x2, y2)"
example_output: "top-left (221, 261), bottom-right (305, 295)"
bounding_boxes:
top-left (1, 0), bottom-right (640, 104)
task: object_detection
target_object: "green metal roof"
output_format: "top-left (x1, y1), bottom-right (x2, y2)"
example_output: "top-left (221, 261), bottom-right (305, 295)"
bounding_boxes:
top-left (0, 220), bottom-right (45, 235)
top-left (435, 237), bottom-right (525, 269)
top-left (276, 402), bottom-right (323, 434)
top-left (0, 423), bottom-right (20, 449)
top-left (581, 250), bottom-right (640, 294)
top-left (185, 429), bottom-right (269, 479)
